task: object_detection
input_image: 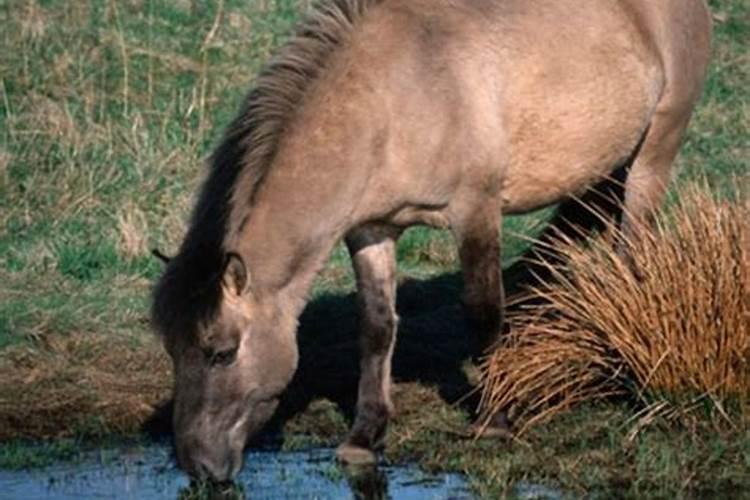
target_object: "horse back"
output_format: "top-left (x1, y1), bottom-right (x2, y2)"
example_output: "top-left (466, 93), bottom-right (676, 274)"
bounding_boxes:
top-left (352, 0), bottom-right (711, 214)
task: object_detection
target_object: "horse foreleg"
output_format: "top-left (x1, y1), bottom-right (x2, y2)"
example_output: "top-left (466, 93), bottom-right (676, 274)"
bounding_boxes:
top-left (336, 226), bottom-right (399, 465)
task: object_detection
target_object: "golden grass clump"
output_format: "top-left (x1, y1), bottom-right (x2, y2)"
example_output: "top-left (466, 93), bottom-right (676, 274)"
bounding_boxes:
top-left (480, 186), bottom-right (749, 434)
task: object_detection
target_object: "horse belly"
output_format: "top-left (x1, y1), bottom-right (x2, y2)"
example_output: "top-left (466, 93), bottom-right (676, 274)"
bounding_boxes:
top-left (500, 123), bottom-right (646, 214)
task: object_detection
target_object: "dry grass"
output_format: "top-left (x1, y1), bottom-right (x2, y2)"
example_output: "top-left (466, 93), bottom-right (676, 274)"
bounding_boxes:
top-left (117, 204), bottom-right (150, 260)
top-left (0, 332), bottom-right (171, 440)
top-left (479, 184), bottom-right (750, 435)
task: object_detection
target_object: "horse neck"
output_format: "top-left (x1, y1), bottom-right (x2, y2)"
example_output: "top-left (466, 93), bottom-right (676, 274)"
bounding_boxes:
top-left (225, 70), bottom-right (379, 314)
top-left (226, 148), bottom-right (364, 316)
top-left (235, 207), bottom-right (341, 315)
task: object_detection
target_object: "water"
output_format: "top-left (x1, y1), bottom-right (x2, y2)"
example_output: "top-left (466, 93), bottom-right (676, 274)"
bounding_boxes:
top-left (0, 444), bottom-right (474, 499)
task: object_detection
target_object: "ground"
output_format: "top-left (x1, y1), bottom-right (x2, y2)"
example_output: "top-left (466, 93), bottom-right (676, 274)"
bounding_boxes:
top-left (0, 0), bottom-right (748, 498)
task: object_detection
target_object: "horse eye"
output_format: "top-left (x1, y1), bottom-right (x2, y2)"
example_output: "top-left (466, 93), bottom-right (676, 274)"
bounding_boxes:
top-left (210, 348), bottom-right (237, 367)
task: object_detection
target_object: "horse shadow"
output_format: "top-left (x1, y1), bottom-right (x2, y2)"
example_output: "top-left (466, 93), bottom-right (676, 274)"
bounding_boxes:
top-left (145, 269), bottom-right (527, 440)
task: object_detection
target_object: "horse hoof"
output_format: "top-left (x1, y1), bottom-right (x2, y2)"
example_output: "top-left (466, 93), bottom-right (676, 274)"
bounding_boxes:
top-left (335, 442), bottom-right (377, 465)
top-left (472, 423), bottom-right (513, 440)
top-left (472, 411), bottom-right (513, 440)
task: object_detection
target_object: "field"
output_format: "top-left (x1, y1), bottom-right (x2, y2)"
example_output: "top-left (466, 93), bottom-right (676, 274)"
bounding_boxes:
top-left (0, 0), bottom-right (748, 498)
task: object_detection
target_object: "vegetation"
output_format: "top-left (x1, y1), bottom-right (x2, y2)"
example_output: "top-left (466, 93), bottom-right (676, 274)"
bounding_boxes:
top-left (0, 0), bottom-right (748, 498)
top-left (479, 186), bottom-right (749, 435)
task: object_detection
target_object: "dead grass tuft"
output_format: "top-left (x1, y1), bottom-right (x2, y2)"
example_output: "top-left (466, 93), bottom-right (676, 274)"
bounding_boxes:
top-left (0, 150), bottom-right (10, 185)
top-left (480, 185), bottom-right (750, 435)
top-left (34, 94), bottom-right (78, 142)
top-left (20, 0), bottom-right (48, 41)
top-left (117, 204), bottom-right (150, 259)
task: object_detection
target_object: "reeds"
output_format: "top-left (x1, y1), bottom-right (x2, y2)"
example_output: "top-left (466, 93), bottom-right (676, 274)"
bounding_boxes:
top-left (479, 185), bottom-right (749, 435)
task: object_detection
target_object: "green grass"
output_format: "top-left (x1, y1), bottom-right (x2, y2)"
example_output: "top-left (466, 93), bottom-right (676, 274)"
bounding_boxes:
top-left (0, 0), bottom-right (282, 346)
top-left (0, 433), bottom-right (152, 470)
top-left (0, 0), bottom-right (748, 497)
top-left (0, 439), bottom-right (82, 470)
top-left (677, 1), bottom-right (749, 195)
top-left (275, 394), bottom-right (750, 498)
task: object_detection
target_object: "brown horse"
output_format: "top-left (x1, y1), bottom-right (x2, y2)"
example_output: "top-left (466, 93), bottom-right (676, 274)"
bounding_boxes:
top-left (152, 0), bottom-right (711, 481)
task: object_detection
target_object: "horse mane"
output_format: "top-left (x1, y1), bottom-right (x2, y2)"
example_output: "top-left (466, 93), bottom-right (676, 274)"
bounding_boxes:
top-left (152, 0), bottom-right (382, 337)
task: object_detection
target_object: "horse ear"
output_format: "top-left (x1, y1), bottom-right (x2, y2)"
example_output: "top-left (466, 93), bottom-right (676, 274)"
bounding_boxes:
top-left (223, 252), bottom-right (249, 297)
top-left (151, 248), bottom-right (172, 265)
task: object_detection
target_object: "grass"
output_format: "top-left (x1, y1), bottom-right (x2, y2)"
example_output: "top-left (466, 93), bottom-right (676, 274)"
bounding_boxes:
top-left (0, 0), bottom-right (748, 498)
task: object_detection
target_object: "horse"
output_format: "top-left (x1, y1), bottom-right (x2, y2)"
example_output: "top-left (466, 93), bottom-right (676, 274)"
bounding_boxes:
top-left (152, 0), bottom-right (711, 481)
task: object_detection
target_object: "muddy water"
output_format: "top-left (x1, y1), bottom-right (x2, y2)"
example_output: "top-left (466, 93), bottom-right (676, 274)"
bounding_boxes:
top-left (0, 444), bottom-right (475, 499)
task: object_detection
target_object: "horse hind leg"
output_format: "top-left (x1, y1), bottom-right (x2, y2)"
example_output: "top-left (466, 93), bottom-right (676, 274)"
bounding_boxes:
top-left (452, 202), bottom-right (514, 436)
top-left (336, 225), bottom-right (399, 465)
top-left (454, 204), bottom-right (505, 357)
top-left (621, 109), bottom-right (695, 243)
top-left (504, 168), bottom-right (630, 294)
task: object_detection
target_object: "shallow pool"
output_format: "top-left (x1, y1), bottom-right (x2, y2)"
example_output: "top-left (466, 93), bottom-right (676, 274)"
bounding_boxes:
top-left (0, 444), bottom-right (475, 499)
